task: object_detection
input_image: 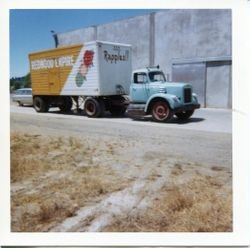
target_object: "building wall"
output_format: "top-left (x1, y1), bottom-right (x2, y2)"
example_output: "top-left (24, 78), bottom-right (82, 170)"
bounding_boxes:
top-left (57, 9), bottom-right (232, 108)
top-left (97, 15), bottom-right (151, 70)
top-left (58, 26), bottom-right (97, 45)
top-left (154, 9), bottom-right (231, 77)
top-left (206, 61), bottom-right (232, 108)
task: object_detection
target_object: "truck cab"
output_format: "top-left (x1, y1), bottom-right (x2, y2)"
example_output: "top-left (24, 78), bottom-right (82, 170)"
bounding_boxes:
top-left (127, 66), bottom-right (200, 122)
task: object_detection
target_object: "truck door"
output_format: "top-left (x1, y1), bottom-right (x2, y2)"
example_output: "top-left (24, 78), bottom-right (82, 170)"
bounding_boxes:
top-left (48, 67), bottom-right (61, 95)
top-left (130, 72), bottom-right (148, 103)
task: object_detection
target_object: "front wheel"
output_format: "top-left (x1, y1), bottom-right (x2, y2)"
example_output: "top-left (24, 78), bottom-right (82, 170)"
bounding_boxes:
top-left (151, 101), bottom-right (173, 122)
top-left (175, 110), bottom-right (194, 120)
top-left (17, 101), bottom-right (23, 106)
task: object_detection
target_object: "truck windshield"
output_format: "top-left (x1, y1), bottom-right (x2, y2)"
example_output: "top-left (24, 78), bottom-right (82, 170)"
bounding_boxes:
top-left (148, 71), bottom-right (166, 82)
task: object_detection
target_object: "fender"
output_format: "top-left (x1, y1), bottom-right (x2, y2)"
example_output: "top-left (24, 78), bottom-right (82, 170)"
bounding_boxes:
top-left (144, 93), bottom-right (178, 113)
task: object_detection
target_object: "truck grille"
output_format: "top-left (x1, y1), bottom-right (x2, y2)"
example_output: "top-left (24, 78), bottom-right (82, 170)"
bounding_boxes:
top-left (184, 88), bottom-right (192, 103)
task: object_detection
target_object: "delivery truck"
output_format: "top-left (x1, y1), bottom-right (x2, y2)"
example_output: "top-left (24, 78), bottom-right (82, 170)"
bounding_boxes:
top-left (29, 41), bottom-right (131, 117)
top-left (29, 40), bottom-right (200, 122)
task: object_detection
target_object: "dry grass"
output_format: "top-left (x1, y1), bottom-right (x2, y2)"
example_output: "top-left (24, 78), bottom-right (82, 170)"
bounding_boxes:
top-left (105, 172), bottom-right (232, 232)
top-left (11, 132), bottom-right (232, 232)
top-left (171, 163), bottom-right (184, 176)
top-left (11, 132), bottom-right (128, 232)
top-left (11, 132), bottom-right (86, 182)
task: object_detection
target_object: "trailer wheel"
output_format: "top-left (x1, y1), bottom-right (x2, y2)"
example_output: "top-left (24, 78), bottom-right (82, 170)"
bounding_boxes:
top-left (109, 106), bottom-right (127, 116)
top-left (175, 110), bottom-right (194, 120)
top-left (59, 97), bottom-right (73, 112)
top-left (151, 101), bottom-right (173, 122)
top-left (33, 96), bottom-right (49, 113)
top-left (84, 98), bottom-right (104, 118)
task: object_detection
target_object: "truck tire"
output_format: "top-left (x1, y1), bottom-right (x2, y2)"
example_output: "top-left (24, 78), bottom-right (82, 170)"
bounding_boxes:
top-left (109, 106), bottom-right (127, 116)
top-left (175, 110), bottom-right (194, 120)
top-left (84, 98), bottom-right (104, 118)
top-left (59, 97), bottom-right (73, 112)
top-left (151, 101), bottom-right (173, 122)
top-left (33, 96), bottom-right (49, 113)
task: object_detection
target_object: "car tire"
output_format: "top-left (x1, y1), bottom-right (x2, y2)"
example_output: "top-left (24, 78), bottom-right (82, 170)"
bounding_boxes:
top-left (151, 101), bottom-right (173, 122)
top-left (17, 101), bottom-right (23, 106)
top-left (175, 110), bottom-right (194, 120)
top-left (33, 96), bottom-right (49, 113)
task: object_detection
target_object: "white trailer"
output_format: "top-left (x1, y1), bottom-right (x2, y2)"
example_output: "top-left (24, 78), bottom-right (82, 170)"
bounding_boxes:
top-left (30, 40), bottom-right (132, 117)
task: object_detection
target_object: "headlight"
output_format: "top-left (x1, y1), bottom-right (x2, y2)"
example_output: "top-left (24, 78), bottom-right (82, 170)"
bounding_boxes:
top-left (192, 93), bottom-right (197, 101)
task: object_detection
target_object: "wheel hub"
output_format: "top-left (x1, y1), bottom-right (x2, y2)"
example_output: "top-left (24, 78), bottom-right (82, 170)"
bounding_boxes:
top-left (154, 104), bottom-right (169, 119)
top-left (87, 103), bottom-right (95, 113)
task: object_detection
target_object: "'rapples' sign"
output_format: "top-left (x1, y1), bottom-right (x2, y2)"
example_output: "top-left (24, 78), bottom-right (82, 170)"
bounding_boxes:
top-left (103, 49), bottom-right (129, 64)
top-left (31, 55), bottom-right (74, 70)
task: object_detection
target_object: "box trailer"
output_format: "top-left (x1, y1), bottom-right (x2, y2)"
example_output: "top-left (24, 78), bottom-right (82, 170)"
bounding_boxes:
top-left (29, 40), bottom-right (132, 117)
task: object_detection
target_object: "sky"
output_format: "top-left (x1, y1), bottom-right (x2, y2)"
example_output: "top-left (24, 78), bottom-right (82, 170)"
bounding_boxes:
top-left (10, 9), bottom-right (156, 78)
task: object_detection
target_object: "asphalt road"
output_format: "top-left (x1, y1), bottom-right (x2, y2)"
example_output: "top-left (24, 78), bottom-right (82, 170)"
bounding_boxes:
top-left (10, 105), bottom-right (232, 168)
top-left (10, 104), bottom-right (232, 133)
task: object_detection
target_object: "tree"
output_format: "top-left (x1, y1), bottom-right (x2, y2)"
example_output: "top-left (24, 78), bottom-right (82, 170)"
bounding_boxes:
top-left (14, 81), bottom-right (21, 90)
top-left (23, 73), bottom-right (31, 88)
top-left (9, 73), bottom-right (31, 92)
top-left (10, 77), bottom-right (21, 92)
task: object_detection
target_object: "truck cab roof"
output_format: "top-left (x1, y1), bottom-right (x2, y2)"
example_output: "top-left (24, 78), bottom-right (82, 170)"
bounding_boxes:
top-left (133, 67), bottom-right (162, 74)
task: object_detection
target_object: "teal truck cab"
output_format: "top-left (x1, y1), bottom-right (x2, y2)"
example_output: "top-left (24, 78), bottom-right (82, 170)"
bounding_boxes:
top-left (127, 66), bottom-right (200, 122)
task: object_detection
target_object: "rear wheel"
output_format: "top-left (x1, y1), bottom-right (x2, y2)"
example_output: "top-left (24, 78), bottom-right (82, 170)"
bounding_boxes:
top-left (151, 101), bottom-right (173, 122)
top-left (33, 96), bottom-right (49, 113)
top-left (84, 98), bottom-right (104, 118)
top-left (175, 110), bottom-right (194, 120)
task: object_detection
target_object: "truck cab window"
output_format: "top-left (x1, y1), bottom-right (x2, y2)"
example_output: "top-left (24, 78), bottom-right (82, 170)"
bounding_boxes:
top-left (149, 71), bottom-right (166, 82)
top-left (134, 73), bottom-right (147, 84)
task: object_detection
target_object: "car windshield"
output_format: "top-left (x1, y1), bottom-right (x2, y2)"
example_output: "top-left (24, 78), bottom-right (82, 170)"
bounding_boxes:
top-left (15, 90), bottom-right (23, 94)
top-left (15, 89), bottom-right (32, 95)
top-left (148, 71), bottom-right (166, 82)
top-left (26, 90), bottom-right (32, 95)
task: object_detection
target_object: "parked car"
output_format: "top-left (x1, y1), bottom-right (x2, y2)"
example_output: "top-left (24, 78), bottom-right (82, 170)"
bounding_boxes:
top-left (12, 88), bottom-right (33, 106)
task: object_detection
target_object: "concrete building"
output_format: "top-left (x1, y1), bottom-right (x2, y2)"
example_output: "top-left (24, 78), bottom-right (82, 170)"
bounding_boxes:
top-left (57, 10), bottom-right (232, 108)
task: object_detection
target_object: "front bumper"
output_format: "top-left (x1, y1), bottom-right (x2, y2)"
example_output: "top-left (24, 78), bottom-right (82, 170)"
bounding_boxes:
top-left (173, 103), bottom-right (200, 113)
top-left (127, 102), bottom-right (200, 117)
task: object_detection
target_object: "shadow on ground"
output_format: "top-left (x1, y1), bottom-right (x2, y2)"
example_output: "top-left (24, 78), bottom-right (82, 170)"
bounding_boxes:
top-left (131, 115), bottom-right (205, 124)
top-left (17, 105), bottom-right (205, 124)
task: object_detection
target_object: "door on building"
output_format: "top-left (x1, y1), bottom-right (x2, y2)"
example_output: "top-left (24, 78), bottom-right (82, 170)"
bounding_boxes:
top-left (172, 62), bottom-right (206, 107)
top-left (172, 60), bottom-right (232, 108)
top-left (206, 61), bottom-right (232, 108)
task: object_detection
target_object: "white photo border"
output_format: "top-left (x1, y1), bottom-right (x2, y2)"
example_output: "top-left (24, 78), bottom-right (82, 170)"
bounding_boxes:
top-left (1, 0), bottom-right (250, 246)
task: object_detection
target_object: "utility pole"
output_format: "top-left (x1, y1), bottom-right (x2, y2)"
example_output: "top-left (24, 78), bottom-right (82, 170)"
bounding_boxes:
top-left (50, 30), bottom-right (58, 48)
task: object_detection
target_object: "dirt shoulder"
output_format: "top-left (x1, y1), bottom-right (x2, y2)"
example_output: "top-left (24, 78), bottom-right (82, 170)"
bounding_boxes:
top-left (10, 112), bottom-right (232, 232)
